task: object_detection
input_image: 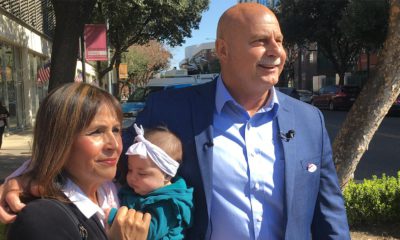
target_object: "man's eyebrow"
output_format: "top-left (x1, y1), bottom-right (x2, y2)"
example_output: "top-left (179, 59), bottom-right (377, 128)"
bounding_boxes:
top-left (250, 33), bottom-right (270, 40)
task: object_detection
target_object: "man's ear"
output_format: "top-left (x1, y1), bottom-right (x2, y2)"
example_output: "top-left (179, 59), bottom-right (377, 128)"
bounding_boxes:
top-left (216, 39), bottom-right (228, 61)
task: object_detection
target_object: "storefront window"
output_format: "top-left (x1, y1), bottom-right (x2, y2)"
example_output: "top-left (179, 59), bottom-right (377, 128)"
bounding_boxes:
top-left (36, 58), bottom-right (49, 103)
top-left (0, 43), bottom-right (16, 129)
top-left (29, 53), bottom-right (38, 119)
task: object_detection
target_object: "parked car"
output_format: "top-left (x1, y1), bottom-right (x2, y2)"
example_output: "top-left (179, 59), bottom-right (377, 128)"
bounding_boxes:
top-left (276, 87), bottom-right (300, 100)
top-left (297, 89), bottom-right (313, 103)
top-left (311, 85), bottom-right (360, 110)
top-left (121, 84), bottom-right (193, 128)
top-left (388, 94), bottom-right (400, 116)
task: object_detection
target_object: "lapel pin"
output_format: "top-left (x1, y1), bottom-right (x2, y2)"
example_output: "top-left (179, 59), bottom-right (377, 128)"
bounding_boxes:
top-left (307, 163), bottom-right (317, 173)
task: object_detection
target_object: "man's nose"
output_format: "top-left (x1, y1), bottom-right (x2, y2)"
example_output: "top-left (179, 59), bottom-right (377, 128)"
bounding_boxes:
top-left (265, 39), bottom-right (282, 56)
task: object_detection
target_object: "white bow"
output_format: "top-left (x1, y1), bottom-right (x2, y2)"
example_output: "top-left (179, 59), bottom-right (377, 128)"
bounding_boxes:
top-left (125, 124), bottom-right (179, 177)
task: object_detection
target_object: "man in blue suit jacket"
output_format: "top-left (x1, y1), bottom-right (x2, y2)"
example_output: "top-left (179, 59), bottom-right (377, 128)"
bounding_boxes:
top-left (122, 3), bottom-right (350, 239)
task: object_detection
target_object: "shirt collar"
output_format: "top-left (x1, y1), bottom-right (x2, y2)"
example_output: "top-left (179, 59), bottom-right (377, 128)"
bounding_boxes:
top-left (62, 179), bottom-right (113, 221)
top-left (215, 75), bottom-right (280, 115)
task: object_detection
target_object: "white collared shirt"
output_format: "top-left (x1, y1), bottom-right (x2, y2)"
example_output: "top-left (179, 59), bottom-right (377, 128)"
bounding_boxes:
top-left (62, 179), bottom-right (120, 227)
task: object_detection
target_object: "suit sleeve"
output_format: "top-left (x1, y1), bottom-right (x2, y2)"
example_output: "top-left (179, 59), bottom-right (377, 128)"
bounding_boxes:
top-left (7, 199), bottom-right (81, 240)
top-left (311, 110), bottom-right (350, 239)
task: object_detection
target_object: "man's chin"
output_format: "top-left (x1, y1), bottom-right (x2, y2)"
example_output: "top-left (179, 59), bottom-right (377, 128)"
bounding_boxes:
top-left (259, 76), bottom-right (279, 87)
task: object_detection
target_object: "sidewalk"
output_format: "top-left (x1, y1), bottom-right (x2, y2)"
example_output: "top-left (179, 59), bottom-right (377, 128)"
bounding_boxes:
top-left (0, 129), bottom-right (32, 183)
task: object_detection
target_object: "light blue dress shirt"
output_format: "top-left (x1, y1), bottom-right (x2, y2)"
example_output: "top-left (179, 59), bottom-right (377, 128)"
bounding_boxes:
top-left (210, 77), bottom-right (285, 240)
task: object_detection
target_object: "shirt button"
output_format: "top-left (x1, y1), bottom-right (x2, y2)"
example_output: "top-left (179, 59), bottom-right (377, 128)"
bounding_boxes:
top-left (256, 216), bottom-right (263, 222)
top-left (254, 183), bottom-right (260, 190)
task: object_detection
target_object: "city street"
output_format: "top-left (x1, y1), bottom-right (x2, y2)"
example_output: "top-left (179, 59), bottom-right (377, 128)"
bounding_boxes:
top-left (322, 110), bottom-right (400, 181)
top-left (0, 130), bottom-right (32, 183)
top-left (1, 110), bottom-right (399, 183)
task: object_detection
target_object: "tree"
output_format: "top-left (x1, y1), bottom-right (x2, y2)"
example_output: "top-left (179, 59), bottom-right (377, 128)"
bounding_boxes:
top-left (94, 0), bottom-right (209, 82)
top-left (126, 40), bottom-right (171, 87)
top-left (279, 0), bottom-right (388, 85)
top-left (48, 0), bottom-right (96, 91)
top-left (339, 0), bottom-right (390, 78)
top-left (47, 0), bottom-right (209, 91)
top-left (333, 0), bottom-right (400, 188)
top-left (208, 58), bottom-right (221, 74)
top-left (280, 43), bottom-right (299, 87)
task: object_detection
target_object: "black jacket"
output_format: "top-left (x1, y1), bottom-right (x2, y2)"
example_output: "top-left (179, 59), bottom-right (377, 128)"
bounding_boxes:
top-left (7, 198), bottom-right (107, 240)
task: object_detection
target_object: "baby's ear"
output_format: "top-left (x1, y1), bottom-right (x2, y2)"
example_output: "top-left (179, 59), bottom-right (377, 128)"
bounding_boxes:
top-left (164, 175), bottom-right (172, 182)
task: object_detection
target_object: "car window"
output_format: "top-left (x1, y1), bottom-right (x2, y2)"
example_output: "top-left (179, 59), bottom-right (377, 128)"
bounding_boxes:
top-left (326, 86), bottom-right (336, 93)
top-left (342, 86), bottom-right (360, 93)
top-left (297, 90), bottom-right (312, 95)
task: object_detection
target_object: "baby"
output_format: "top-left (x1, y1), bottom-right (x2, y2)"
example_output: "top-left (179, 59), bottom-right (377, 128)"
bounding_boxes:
top-left (108, 124), bottom-right (193, 240)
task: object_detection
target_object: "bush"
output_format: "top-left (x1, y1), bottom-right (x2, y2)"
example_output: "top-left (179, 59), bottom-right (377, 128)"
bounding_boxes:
top-left (0, 224), bottom-right (4, 240)
top-left (343, 172), bottom-right (400, 226)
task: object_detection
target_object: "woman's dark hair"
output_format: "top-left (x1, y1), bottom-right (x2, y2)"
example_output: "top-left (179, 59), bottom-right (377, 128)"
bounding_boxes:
top-left (25, 83), bottom-right (122, 200)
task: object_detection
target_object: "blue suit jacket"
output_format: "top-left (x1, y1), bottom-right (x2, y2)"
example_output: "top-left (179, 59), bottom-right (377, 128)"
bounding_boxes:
top-left (123, 80), bottom-right (350, 239)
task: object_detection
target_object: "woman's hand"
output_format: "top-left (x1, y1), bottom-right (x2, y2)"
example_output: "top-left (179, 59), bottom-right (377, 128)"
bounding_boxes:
top-left (108, 206), bottom-right (151, 240)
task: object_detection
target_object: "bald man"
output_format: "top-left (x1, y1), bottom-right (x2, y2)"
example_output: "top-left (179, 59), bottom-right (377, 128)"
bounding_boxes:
top-left (1, 3), bottom-right (349, 240)
top-left (134, 3), bottom-right (350, 239)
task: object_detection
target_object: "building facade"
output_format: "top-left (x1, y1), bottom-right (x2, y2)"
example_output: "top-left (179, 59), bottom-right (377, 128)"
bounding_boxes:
top-left (0, 0), bottom-right (55, 131)
top-left (179, 42), bottom-right (219, 75)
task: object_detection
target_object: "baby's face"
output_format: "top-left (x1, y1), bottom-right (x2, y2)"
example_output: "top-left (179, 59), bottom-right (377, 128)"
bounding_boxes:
top-left (126, 155), bottom-right (170, 195)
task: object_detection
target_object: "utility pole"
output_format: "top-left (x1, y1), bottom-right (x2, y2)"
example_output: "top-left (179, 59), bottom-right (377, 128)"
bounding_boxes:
top-left (106, 19), bottom-right (113, 94)
top-left (80, 31), bottom-right (86, 83)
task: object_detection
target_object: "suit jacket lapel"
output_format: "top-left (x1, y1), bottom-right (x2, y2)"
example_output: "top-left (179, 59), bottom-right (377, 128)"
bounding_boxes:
top-left (191, 81), bottom-right (216, 218)
top-left (276, 92), bottom-right (297, 222)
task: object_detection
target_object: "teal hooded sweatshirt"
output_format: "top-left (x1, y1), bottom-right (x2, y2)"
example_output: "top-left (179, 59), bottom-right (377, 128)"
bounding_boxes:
top-left (118, 176), bottom-right (194, 240)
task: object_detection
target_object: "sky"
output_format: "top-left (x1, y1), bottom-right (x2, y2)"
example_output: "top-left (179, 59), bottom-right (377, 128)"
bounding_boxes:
top-left (168, 0), bottom-right (237, 69)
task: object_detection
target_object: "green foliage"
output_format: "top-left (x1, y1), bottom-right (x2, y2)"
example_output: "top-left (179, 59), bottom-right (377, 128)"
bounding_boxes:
top-left (208, 58), bottom-right (221, 74)
top-left (0, 224), bottom-right (5, 240)
top-left (340, 0), bottom-right (389, 50)
top-left (124, 41), bottom-right (171, 87)
top-left (98, 0), bottom-right (209, 47)
top-left (278, 0), bottom-right (389, 85)
top-left (93, 0), bottom-right (209, 79)
top-left (343, 172), bottom-right (400, 226)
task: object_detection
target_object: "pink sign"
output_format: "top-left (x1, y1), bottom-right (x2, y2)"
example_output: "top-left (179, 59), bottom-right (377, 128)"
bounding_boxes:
top-left (84, 24), bottom-right (108, 61)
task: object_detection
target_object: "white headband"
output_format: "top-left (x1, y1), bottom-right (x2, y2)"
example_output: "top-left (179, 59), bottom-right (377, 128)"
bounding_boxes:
top-left (125, 124), bottom-right (180, 177)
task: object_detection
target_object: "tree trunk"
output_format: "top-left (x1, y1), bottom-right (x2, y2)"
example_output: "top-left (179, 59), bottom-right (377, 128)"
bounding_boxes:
top-left (333, 0), bottom-right (400, 189)
top-left (338, 71), bottom-right (345, 86)
top-left (297, 47), bottom-right (302, 89)
top-left (49, 0), bottom-right (96, 92)
top-left (366, 50), bottom-right (370, 80)
top-left (96, 61), bottom-right (103, 87)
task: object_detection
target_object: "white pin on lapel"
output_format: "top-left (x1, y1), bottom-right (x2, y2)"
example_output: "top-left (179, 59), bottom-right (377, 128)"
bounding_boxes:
top-left (307, 163), bottom-right (317, 173)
